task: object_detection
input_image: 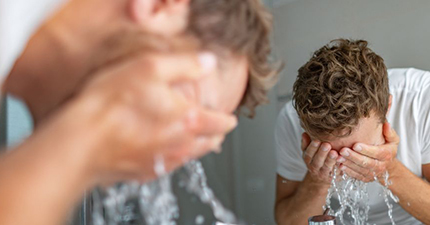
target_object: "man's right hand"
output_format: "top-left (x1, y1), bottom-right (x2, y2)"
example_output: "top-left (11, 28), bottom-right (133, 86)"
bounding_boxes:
top-left (301, 133), bottom-right (338, 185)
top-left (43, 51), bottom-right (237, 186)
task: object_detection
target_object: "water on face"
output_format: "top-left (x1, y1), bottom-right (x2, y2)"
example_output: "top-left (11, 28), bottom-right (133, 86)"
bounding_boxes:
top-left (92, 157), bottom-right (237, 225)
top-left (325, 167), bottom-right (399, 225)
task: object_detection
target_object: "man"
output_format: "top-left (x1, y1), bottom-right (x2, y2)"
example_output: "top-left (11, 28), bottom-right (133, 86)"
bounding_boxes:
top-left (274, 39), bottom-right (430, 224)
top-left (4, 0), bottom-right (277, 124)
top-left (0, 0), bottom-right (278, 225)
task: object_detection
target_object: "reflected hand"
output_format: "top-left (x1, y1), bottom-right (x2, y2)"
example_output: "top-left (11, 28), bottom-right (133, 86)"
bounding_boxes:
top-left (62, 51), bottom-right (237, 185)
top-left (337, 122), bottom-right (399, 183)
top-left (302, 133), bottom-right (339, 185)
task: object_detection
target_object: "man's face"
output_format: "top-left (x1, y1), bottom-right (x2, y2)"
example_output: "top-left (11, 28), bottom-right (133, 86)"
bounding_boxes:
top-left (197, 55), bottom-right (249, 113)
top-left (132, 0), bottom-right (250, 113)
top-left (317, 113), bottom-right (385, 151)
top-left (176, 54), bottom-right (249, 114)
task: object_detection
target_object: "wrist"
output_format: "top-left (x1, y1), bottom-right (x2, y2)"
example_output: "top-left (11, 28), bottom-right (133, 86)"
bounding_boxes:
top-left (38, 96), bottom-right (109, 189)
top-left (378, 159), bottom-right (400, 185)
top-left (304, 173), bottom-right (331, 196)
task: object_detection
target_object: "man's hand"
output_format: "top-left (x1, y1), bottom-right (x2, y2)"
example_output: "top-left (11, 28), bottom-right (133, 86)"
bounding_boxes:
top-left (337, 122), bottom-right (399, 183)
top-left (49, 51), bottom-right (238, 185)
top-left (302, 133), bottom-right (339, 185)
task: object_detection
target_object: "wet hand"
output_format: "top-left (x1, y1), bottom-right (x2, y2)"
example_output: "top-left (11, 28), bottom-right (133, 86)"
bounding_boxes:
top-left (302, 133), bottom-right (339, 185)
top-left (72, 51), bottom-right (238, 185)
top-left (337, 122), bottom-right (399, 183)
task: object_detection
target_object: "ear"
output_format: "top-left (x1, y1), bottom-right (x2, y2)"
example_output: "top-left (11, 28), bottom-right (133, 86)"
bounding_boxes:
top-left (129, 0), bottom-right (191, 36)
top-left (387, 94), bottom-right (393, 116)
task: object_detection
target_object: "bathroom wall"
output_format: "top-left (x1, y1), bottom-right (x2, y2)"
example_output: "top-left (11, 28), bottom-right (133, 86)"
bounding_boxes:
top-left (273, 0), bottom-right (430, 97)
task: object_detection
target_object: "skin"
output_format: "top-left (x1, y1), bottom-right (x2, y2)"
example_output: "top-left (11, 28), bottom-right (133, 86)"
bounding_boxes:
top-left (0, 0), bottom-right (250, 225)
top-left (275, 111), bottom-right (430, 224)
top-left (4, 0), bottom-right (194, 125)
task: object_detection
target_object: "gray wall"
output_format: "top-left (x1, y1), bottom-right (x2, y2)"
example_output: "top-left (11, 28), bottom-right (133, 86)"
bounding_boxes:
top-left (273, 0), bottom-right (430, 97)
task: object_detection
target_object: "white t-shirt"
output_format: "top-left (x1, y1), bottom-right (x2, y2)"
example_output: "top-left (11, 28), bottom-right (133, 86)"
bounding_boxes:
top-left (0, 0), bottom-right (66, 86)
top-left (0, 0), bottom-right (66, 145)
top-left (275, 68), bottom-right (430, 225)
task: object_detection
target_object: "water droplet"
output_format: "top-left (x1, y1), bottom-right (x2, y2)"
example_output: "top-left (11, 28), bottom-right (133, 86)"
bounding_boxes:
top-left (195, 215), bottom-right (205, 224)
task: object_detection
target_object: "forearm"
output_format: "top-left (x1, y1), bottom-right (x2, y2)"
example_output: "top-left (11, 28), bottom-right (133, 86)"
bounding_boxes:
top-left (6, 25), bottom-right (68, 119)
top-left (4, 18), bottom-right (88, 123)
top-left (275, 173), bottom-right (330, 225)
top-left (385, 160), bottom-right (430, 224)
top-left (0, 103), bottom-right (100, 225)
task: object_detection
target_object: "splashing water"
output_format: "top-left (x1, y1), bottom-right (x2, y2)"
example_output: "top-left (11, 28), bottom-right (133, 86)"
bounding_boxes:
top-left (92, 156), bottom-right (179, 225)
top-left (324, 167), bottom-right (370, 225)
top-left (381, 171), bottom-right (399, 225)
top-left (138, 156), bottom-right (179, 225)
top-left (183, 160), bottom-right (237, 224)
top-left (324, 167), bottom-right (399, 225)
top-left (92, 157), bottom-right (237, 225)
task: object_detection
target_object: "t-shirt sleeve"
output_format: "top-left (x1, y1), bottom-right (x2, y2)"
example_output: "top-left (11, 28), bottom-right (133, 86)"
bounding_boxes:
top-left (274, 103), bottom-right (308, 181)
top-left (420, 78), bottom-right (430, 164)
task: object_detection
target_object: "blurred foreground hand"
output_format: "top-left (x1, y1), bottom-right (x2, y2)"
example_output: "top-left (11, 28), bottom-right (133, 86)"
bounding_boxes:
top-left (0, 51), bottom-right (237, 225)
top-left (77, 51), bottom-right (238, 184)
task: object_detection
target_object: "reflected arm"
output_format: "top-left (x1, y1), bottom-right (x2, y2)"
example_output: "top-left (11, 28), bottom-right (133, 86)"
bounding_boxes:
top-left (0, 104), bottom-right (97, 225)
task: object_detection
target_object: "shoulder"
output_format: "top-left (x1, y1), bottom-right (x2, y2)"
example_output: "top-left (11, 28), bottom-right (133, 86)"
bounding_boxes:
top-left (277, 100), bottom-right (301, 128)
top-left (275, 100), bottom-right (303, 142)
top-left (388, 68), bottom-right (430, 92)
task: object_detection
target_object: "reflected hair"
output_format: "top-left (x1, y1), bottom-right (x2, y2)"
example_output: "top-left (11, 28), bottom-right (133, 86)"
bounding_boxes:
top-left (188, 0), bottom-right (281, 117)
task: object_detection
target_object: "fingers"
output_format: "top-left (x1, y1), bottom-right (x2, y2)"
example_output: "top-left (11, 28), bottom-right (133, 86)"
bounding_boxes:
top-left (191, 136), bottom-right (225, 158)
top-left (383, 122), bottom-right (400, 144)
top-left (340, 159), bottom-right (373, 181)
top-left (350, 122), bottom-right (399, 160)
top-left (309, 143), bottom-right (332, 171)
top-left (339, 164), bottom-right (370, 182)
top-left (352, 143), bottom-right (379, 159)
top-left (145, 52), bottom-right (218, 82)
top-left (303, 140), bottom-right (321, 165)
top-left (184, 107), bottom-right (238, 136)
top-left (352, 143), bottom-right (393, 161)
top-left (320, 150), bottom-right (339, 177)
top-left (339, 147), bottom-right (378, 169)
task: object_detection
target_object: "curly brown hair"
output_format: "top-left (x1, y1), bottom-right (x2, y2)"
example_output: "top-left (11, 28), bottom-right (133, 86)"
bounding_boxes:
top-left (95, 0), bottom-right (280, 118)
top-left (292, 39), bottom-right (390, 140)
top-left (188, 0), bottom-right (280, 117)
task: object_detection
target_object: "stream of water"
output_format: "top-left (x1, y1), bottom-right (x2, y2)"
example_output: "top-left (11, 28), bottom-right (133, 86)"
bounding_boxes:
top-left (91, 157), bottom-right (237, 225)
top-left (325, 167), bottom-right (399, 225)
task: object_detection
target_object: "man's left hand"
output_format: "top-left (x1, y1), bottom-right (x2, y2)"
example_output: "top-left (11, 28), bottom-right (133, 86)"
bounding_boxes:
top-left (336, 122), bottom-right (399, 183)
